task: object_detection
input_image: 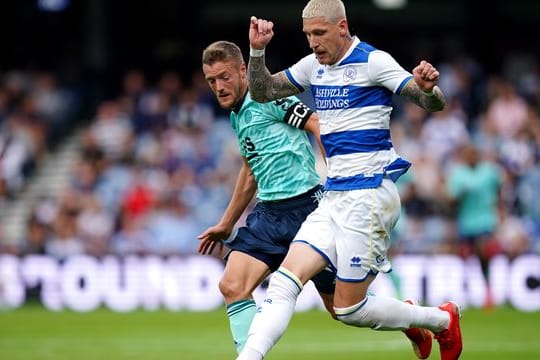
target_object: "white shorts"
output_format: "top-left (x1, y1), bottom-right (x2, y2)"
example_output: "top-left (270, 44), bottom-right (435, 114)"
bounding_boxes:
top-left (293, 179), bottom-right (401, 282)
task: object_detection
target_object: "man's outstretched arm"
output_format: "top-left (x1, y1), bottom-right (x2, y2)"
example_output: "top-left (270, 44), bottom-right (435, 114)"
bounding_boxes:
top-left (248, 16), bottom-right (300, 102)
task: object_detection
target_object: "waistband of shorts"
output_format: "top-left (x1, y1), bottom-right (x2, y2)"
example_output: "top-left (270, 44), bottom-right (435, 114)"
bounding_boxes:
top-left (262, 185), bottom-right (323, 207)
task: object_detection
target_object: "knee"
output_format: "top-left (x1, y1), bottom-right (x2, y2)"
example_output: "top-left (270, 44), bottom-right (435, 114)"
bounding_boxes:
top-left (327, 307), bottom-right (338, 321)
top-left (218, 277), bottom-right (250, 301)
top-left (319, 292), bottom-right (338, 320)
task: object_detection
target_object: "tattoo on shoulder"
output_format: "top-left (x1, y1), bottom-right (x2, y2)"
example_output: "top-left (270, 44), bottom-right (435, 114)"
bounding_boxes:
top-left (401, 82), bottom-right (446, 112)
top-left (248, 57), bottom-right (300, 102)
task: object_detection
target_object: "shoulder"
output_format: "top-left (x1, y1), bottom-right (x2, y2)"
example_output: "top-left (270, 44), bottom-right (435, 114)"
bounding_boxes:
top-left (243, 94), bottom-right (292, 118)
top-left (481, 161), bottom-right (502, 174)
top-left (339, 41), bottom-right (378, 66)
top-left (288, 53), bottom-right (319, 74)
top-left (268, 97), bottom-right (302, 113)
top-left (296, 53), bottom-right (319, 66)
top-left (367, 48), bottom-right (398, 66)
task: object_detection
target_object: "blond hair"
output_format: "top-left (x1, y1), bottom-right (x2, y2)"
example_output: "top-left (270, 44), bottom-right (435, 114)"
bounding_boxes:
top-left (202, 41), bottom-right (244, 66)
top-left (302, 0), bottom-right (347, 23)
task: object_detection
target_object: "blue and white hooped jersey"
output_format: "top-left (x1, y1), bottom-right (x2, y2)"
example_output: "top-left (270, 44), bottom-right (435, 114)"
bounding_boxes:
top-left (285, 37), bottom-right (412, 191)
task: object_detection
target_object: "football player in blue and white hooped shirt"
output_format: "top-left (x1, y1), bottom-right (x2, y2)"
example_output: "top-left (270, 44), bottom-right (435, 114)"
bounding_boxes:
top-left (237, 1), bottom-right (463, 360)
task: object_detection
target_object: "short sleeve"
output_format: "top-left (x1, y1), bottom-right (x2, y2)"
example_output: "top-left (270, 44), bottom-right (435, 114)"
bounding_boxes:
top-left (285, 54), bottom-right (318, 92)
top-left (368, 50), bottom-right (413, 95)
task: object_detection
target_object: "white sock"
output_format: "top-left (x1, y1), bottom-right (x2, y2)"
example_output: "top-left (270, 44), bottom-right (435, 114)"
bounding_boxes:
top-left (335, 294), bottom-right (449, 332)
top-left (238, 268), bottom-right (303, 359)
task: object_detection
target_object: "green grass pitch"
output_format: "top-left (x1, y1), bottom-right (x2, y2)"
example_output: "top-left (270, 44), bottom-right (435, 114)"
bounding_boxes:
top-left (1, 305), bottom-right (539, 359)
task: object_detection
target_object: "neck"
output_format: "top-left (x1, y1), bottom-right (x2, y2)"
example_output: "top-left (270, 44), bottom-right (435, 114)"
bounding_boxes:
top-left (344, 34), bottom-right (354, 48)
top-left (334, 35), bottom-right (354, 64)
top-left (232, 86), bottom-right (249, 113)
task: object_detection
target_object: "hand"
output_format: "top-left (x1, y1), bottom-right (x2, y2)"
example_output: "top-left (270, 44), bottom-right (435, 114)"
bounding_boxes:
top-left (249, 16), bottom-right (274, 50)
top-left (412, 60), bottom-right (440, 93)
top-left (197, 224), bottom-right (231, 255)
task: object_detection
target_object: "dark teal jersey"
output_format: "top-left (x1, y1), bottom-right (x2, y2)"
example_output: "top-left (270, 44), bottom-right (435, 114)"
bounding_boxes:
top-left (230, 92), bottom-right (320, 201)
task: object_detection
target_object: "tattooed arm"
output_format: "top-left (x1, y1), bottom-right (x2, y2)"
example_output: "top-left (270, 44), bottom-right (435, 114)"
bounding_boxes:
top-left (247, 56), bottom-right (300, 103)
top-left (400, 81), bottom-right (446, 112)
top-left (400, 60), bottom-right (446, 112)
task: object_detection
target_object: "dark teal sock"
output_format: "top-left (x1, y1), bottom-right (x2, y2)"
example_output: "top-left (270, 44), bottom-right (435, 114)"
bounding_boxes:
top-left (226, 299), bottom-right (257, 353)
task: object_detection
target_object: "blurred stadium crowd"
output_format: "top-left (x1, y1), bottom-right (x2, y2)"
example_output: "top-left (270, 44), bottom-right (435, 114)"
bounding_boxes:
top-left (1, 49), bottom-right (540, 271)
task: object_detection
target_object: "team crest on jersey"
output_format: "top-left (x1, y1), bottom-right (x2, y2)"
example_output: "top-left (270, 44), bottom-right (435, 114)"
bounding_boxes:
top-left (343, 66), bottom-right (357, 83)
top-left (244, 110), bottom-right (253, 124)
top-left (316, 67), bottom-right (325, 79)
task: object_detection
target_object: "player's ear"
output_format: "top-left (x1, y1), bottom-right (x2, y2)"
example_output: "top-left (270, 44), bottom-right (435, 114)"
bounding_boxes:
top-left (338, 19), bottom-right (348, 37)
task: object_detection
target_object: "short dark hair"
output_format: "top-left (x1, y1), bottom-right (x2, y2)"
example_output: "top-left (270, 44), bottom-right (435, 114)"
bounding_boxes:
top-left (202, 41), bottom-right (244, 66)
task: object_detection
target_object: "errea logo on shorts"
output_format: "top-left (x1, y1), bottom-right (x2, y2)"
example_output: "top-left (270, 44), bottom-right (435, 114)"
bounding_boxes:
top-left (350, 256), bottom-right (362, 268)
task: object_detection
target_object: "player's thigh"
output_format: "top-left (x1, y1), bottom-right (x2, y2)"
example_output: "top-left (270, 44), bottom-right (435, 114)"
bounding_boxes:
top-left (292, 198), bottom-right (337, 276)
top-left (221, 251), bottom-right (271, 292)
top-left (334, 181), bottom-right (401, 288)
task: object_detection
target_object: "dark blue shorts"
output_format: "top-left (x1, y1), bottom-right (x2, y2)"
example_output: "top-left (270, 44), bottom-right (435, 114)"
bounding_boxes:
top-left (225, 185), bottom-right (335, 294)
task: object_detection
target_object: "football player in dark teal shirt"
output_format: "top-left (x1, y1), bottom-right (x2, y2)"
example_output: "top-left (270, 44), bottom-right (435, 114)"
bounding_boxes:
top-left (199, 40), bottom-right (334, 354)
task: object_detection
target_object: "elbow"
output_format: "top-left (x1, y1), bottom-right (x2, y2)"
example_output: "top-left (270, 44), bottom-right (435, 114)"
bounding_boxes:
top-left (433, 102), bottom-right (445, 112)
top-left (247, 76), bottom-right (269, 103)
top-left (427, 98), bottom-right (446, 112)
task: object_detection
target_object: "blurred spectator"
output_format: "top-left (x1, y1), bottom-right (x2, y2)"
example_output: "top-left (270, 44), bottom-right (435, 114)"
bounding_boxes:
top-left (88, 101), bottom-right (133, 161)
top-left (391, 102), bottom-right (427, 162)
top-left (121, 170), bottom-right (156, 219)
top-left (446, 144), bottom-right (503, 269)
top-left (494, 207), bottom-right (529, 259)
top-left (45, 201), bottom-right (84, 262)
top-left (129, 72), bottom-right (180, 135)
top-left (498, 126), bottom-right (536, 177)
top-left (420, 98), bottom-right (470, 167)
top-left (517, 163), bottom-right (540, 223)
top-left (144, 193), bottom-right (199, 255)
top-left (110, 212), bottom-right (152, 256)
top-left (76, 194), bottom-right (114, 257)
top-left (516, 162), bottom-right (540, 254)
top-left (21, 216), bottom-right (49, 255)
top-left (437, 54), bottom-right (486, 124)
top-left (168, 87), bottom-right (214, 132)
top-left (484, 78), bottom-right (528, 140)
top-left (0, 69), bottom-right (81, 198)
top-left (45, 228), bottom-right (84, 261)
top-left (31, 71), bottom-right (79, 145)
top-left (0, 113), bottom-right (36, 194)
